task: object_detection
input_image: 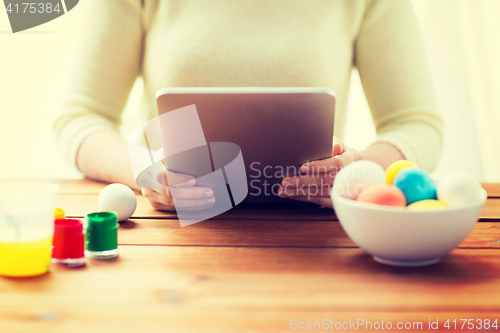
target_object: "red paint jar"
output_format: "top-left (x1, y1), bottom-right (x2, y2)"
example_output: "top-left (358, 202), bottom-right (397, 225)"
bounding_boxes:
top-left (52, 219), bottom-right (85, 267)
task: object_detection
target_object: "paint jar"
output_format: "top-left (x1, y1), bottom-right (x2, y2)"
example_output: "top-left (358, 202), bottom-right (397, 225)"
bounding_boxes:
top-left (0, 182), bottom-right (59, 277)
top-left (52, 219), bottom-right (86, 267)
top-left (85, 212), bottom-right (118, 259)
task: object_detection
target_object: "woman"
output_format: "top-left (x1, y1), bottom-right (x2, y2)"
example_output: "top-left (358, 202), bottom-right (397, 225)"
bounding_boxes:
top-left (54, 0), bottom-right (442, 210)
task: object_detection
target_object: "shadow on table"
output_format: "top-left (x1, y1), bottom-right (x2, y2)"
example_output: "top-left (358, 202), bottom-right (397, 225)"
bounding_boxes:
top-left (119, 220), bottom-right (139, 229)
top-left (351, 251), bottom-right (500, 283)
top-left (177, 201), bottom-right (337, 222)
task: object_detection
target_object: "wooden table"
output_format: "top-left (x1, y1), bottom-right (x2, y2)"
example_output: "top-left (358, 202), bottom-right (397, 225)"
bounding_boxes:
top-left (2, 179), bottom-right (500, 332)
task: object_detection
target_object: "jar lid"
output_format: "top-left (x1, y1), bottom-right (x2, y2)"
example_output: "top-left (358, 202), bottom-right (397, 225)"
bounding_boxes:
top-left (55, 218), bottom-right (82, 232)
top-left (87, 212), bottom-right (118, 230)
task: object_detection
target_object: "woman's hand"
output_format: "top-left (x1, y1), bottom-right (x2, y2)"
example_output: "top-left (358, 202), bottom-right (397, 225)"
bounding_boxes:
top-left (142, 149), bottom-right (215, 211)
top-left (278, 137), bottom-right (363, 208)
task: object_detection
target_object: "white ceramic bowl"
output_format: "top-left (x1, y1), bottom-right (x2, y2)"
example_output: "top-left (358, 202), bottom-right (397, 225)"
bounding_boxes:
top-left (331, 189), bottom-right (487, 267)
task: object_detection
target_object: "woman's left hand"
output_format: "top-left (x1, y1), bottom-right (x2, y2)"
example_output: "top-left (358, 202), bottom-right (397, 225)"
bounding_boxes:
top-left (278, 137), bottom-right (363, 208)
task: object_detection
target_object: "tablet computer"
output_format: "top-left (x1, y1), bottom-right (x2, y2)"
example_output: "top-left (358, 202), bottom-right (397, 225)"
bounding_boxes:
top-left (156, 87), bottom-right (335, 205)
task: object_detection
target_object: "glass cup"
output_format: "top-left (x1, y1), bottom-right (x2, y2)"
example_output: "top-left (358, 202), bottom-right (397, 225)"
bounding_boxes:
top-left (0, 182), bottom-right (60, 277)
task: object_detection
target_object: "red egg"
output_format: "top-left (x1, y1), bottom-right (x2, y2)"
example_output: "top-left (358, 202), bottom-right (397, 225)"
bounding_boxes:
top-left (356, 184), bottom-right (407, 207)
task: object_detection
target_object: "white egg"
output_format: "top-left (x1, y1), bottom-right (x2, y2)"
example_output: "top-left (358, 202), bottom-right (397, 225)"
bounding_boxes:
top-left (333, 160), bottom-right (385, 199)
top-left (437, 172), bottom-right (482, 207)
top-left (98, 183), bottom-right (137, 222)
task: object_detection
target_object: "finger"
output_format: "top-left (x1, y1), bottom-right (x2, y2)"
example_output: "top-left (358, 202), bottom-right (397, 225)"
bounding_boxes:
top-left (301, 149), bottom-right (360, 174)
top-left (146, 189), bottom-right (174, 208)
top-left (300, 156), bottom-right (342, 175)
top-left (282, 175), bottom-right (334, 188)
top-left (149, 201), bottom-right (176, 212)
top-left (156, 169), bottom-right (196, 186)
top-left (153, 185), bottom-right (213, 198)
top-left (152, 201), bottom-right (214, 212)
top-left (142, 187), bottom-right (156, 200)
top-left (147, 190), bottom-right (216, 210)
top-left (332, 137), bottom-right (344, 156)
top-left (169, 186), bottom-right (215, 199)
top-left (286, 196), bottom-right (333, 208)
top-left (173, 197), bottom-right (216, 210)
top-left (278, 186), bottom-right (332, 198)
top-left (332, 148), bottom-right (362, 169)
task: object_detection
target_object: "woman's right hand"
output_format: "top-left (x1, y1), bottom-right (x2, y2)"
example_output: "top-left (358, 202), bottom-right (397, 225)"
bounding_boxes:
top-left (142, 150), bottom-right (216, 211)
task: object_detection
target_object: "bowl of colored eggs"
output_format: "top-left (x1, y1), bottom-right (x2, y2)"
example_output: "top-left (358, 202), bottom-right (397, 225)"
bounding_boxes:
top-left (330, 160), bottom-right (486, 267)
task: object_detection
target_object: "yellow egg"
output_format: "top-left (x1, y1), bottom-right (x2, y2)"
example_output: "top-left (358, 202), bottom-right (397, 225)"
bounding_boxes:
top-left (407, 200), bottom-right (447, 211)
top-left (385, 160), bottom-right (418, 185)
top-left (54, 208), bottom-right (65, 220)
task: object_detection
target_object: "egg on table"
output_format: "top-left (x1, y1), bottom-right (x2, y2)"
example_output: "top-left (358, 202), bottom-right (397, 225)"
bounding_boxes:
top-left (98, 183), bottom-right (137, 222)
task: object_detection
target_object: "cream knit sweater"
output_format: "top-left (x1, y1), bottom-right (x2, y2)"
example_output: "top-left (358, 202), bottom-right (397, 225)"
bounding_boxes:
top-left (54, 0), bottom-right (443, 171)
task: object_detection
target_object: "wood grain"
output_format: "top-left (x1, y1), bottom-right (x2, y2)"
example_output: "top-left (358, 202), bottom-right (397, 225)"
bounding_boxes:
top-left (0, 246), bottom-right (500, 320)
top-left (118, 219), bottom-right (353, 247)
top-left (116, 219), bottom-right (500, 249)
top-left (57, 193), bottom-right (500, 221)
top-left (56, 194), bottom-right (337, 221)
top-left (3, 179), bottom-right (500, 333)
top-left (56, 193), bottom-right (176, 219)
top-left (483, 183), bottom-right (500, 198)
top-left (3, 310), bottom-right (500, 333)
top-left (481, 199), bottom-right (500, 221)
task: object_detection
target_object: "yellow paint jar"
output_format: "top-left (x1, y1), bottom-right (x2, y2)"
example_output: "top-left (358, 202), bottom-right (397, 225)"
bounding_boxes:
top-left (0, 183), bottom-right (59, 277)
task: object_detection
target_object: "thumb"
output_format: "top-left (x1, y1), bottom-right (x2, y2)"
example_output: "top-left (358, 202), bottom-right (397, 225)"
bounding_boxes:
top-left (332, 137), bottom-right (345, 156)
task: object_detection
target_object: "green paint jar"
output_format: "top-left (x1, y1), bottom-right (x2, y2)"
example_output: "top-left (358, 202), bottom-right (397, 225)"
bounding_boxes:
top-left (85, 212), bottom-right (118, 259)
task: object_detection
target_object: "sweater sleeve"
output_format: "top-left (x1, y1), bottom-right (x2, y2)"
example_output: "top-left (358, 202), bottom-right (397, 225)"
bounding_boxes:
top-left (53, 0), bottom-right (143, 170)
top-left (355, 0), bottom-right (443, 171)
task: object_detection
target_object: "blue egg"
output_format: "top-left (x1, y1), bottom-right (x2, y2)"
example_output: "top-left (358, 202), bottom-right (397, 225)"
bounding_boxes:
top-left (393, 167), bottom-right (437, 205)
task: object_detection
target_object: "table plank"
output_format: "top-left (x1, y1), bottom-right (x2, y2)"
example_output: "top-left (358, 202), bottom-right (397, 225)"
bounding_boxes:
top-left (57, 193), bottom-right (500, 221)
top-left (4, 178), bottom-right (500, 333)
top-left (118, 219), bottom-right (354, 247)
top-left (482, 183), bottom-right (500, 198)
top-left (481, 198), bottom-right (500, 221)
top-left (57, 194), bottom-right (337, 221)
top-left (2, 247), bottom-right (500, 314)
top-left (2, 310), bottom-right (500, 333)
top-left (460, 222), bottom-right (500, 248)
top-left (56, 193), bottom-right (175, 219)
top-left (116, 219), bottom-right (500, 250)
